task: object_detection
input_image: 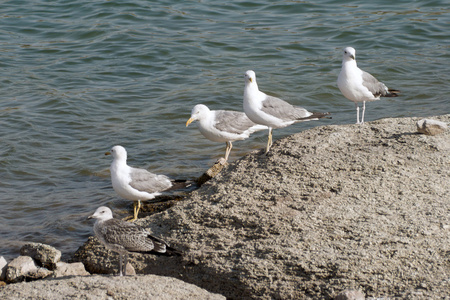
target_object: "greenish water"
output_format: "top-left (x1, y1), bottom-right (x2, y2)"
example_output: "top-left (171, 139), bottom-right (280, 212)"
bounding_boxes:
top-left (0, 0), bottom-right (448, 259)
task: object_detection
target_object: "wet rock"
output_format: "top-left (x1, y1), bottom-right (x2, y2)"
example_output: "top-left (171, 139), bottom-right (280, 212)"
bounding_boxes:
top-left (417, 119), bottom-right (447, 135)
top-left (5, 256), bottom-right (38, 283)
top-left (335, 289), bottom-right (365, 300)
top-left (20, 243), bottom-right (61, 270)
top-left (53, 262), bottom-right (90, 277)
top-left (196, 158), bottom-right (227, 186)
top-left (0, 274), bottom-right (226, 300)
top-left (0, 256), bottom-right (7, 281)
top-left (72, 236), bottom-right (123, 275)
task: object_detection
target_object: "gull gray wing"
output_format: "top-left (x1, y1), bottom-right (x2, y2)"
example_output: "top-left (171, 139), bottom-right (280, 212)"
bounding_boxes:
top-left (214, 110), bottom-right (262, 134)
top-left (361, 70), bottom-right (390, 97)
top-left (129, 168), bottom-right (172, 194)
top-left (261, 95), bottom-right (312, 121)
top-left (100, 219), bottom-right (156, 252)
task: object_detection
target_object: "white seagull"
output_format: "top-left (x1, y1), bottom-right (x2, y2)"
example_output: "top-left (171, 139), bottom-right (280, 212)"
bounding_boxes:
top-left (337, 46), bottom-right (400, 124)
top-left (88, 206), bottom-right (181, 276)
top-left (186, 104), bottom-right (268, 161)
top-left (243, 70), bottom-right (330, 154)
top-left (105, 145), bottom-right (173, 221)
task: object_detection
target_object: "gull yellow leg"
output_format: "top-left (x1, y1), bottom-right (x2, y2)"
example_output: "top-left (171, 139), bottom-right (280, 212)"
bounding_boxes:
top-left (129, 200), bottom-right (141, 222)
top-left (224, 141), bottom-right (232, 161)
top-left (265, 128), bottom-right (273, 154)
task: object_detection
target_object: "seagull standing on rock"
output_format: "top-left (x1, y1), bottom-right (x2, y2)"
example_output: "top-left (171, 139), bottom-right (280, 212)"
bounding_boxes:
top-left (243, 70), bottom-right (331, 154)
top-left (88, 206), bottom-right (181, 276)
top-left (105, 145), bottom-right (173, 221)
top-left (337, 46), bottom-right (400, 124)
top-left (186, 104), bottom-right (268, 161)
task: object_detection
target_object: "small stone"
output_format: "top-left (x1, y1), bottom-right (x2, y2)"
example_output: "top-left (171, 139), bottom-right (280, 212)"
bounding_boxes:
top-left (20, 242), bottom-right (61, 270)
top-left (0, 256), bottom-right (7, 281)
top-left (5, 256), bottom-right (38, 283)
top-left (125, 262), bottom-right (136, 276)
top-left (335, 289), bottom-right (365, 300)
top-left (53, 262), bottom-right (90, 277)
top-left (416, 119), bottom-right (447, 136)
top-left (418, 282), bottom-right (428, 289)
top-left (26, 267), bottom-right (53, 280)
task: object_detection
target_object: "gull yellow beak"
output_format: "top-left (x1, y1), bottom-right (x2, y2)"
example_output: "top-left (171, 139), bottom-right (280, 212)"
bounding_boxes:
top-left (350, 54), bottom-right (355, 60)
top-left (105, 151), bottom-right (111, 156)
top-left (249, 78), bottom-right (253, 83)
top-left (186, 117), bottom-right (194, 127)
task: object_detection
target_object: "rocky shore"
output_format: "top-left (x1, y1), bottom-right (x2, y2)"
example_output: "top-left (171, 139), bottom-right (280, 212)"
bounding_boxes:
top-left (1, 115), bottom-right (449, 299)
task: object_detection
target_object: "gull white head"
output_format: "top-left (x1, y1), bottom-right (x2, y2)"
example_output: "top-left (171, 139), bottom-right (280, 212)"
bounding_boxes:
top-left (105, 145), bottom-right (127, 161)
top-left (342, 47), bottom-right (356, 62)
top-left (88, 206), bottom-right (114, 221)
top-left (244, 70), bottom-right (257, 85)
top-left (186, 104), bottom-right (210, 126)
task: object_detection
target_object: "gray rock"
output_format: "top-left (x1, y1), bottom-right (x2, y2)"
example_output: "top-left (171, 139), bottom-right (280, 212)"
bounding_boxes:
top-left (5, 256), bottom-right (39, 283)
top-left (417, 118), bottom-right (447, 135)
top-left (53, 262), bottom-right (90, 278)
top-left (26, 268), bottom-right (53, 281)
top-left (73, 115), bottom-right (449, 299)
top-left (0, 274), bottom-right (226, 300)
top-left (20, 243), bottom-right (61, 270)
top-left (0, 256), bottom-right (7, 281)
top-left (335, 289), bottom-right (365, 300)
top-left (72, 236), bottom-right (147, 275)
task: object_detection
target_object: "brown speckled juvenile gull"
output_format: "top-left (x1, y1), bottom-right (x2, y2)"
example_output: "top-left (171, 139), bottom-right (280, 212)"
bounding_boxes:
top-left (88, 206), bottom-right (181, 276)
